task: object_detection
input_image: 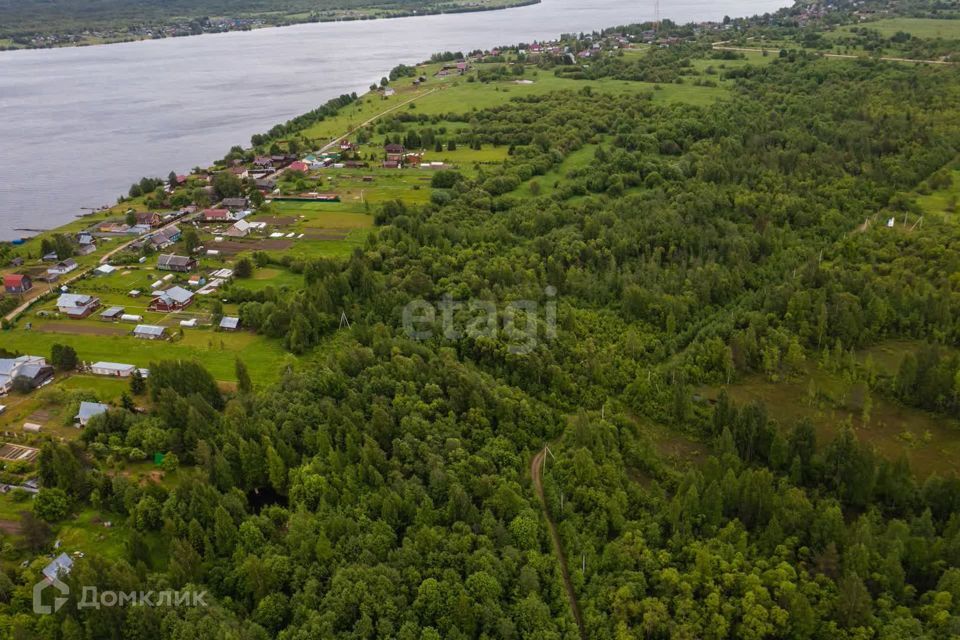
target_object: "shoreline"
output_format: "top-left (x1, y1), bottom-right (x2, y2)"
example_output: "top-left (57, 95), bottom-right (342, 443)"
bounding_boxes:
top-left (0, 0), bottom-right (540, 53)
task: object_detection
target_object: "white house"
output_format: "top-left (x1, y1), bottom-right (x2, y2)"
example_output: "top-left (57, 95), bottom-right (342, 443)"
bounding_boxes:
top-left (47, 259), bottom-right (79, 277)
top-left (90, 362), bottom-right (137, 377)
top-left (56, 293), bottom-right (101, 319)
top-left (0, 356), bottom-right (52, 394)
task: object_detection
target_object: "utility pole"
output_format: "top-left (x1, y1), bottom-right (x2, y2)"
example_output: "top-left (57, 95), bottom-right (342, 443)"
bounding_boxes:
top-left (542, 445), bottom-right (556, 476)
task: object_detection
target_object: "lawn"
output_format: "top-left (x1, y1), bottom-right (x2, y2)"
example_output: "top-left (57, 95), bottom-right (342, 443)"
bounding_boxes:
top-left (516, 144), bottom-right (598, 198)
top-left (0, 323), bottom-right (290, 383)
top-left (698, 353), bottom-right (960, 478)
top-left (916, 169), bottom-right (960, 217)
top-left (835, 18), bottom-right (960, 40)
top-left (237, 267), bottom-right (304, 292)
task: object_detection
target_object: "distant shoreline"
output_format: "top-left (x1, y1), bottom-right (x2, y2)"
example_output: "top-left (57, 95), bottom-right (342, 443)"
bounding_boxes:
top-left (0, 0), bottom-right (541, 53)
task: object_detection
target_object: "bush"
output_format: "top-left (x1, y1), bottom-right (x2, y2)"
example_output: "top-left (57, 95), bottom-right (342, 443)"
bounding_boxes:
top-left (34, 488), bottom-right (69, 522)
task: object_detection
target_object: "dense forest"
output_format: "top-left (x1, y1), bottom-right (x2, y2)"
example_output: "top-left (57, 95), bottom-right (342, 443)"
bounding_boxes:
top-left (5, 4), bottom-right (960, 640)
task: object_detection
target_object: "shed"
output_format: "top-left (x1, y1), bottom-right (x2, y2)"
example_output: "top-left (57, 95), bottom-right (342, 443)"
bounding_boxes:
top-left (42, 553), bottom-right (74, 581)
top-left (133, 325), bottom-right (167, 340)
top-left (90, 362), bottom-right (137, 377)
top-left (75, 402), bottom-right (109, 427)
top-left (99, 306), bottom-right (124, 321)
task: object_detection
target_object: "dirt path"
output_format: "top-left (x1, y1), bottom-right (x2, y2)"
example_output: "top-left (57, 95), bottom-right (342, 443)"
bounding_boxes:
top-left (0, 519), bottom-right (23, 535)
top-left (3, 216), bottom-right (187, 324)
top-left (530, 447), bottom-right (586, 639)
top-left (318, 88), bottom-right (441, 153)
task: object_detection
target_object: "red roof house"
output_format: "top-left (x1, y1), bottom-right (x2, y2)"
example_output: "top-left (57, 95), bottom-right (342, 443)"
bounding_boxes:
top-left (3, 274), bottom-right (31, 294)
top-left (287, 161), bottom-right (309, 173)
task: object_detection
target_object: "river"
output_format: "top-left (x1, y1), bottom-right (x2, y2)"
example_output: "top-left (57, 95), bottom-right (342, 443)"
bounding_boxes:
top-left (0, 0), bottom-right (789, 239)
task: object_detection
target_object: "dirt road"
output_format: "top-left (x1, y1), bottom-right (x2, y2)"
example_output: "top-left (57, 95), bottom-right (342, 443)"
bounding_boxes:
top-left (3, 216), bottom-right (186, 324)
top-left (318, 88), bottom-right (440, 153)
top-left (531, 447), bottom-right (586, 639)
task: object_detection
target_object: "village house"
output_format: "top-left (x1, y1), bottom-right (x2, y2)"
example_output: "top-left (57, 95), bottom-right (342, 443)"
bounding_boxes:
top-left (76, 234), bottom-right (96, 255)
top-left (229, 166), bottom-right (249, 179)
top-left (203, 208), bottom-right (233, 223)
top-left (219, 316), bottom-right (240, 331)
top-left (98, 222), bottom-right (130, 234)
top-left (133, 324), bottom-right (167, 340)
top-left (75, 401), bottom-right (109, 427)
top-left (226, 219), bottom-right (253, 238)
top-left (0, 356), bottom-right (53, 394)
top-left (157, 254), bottom-right (197, 273)
top-left (287, 161), bottom-right (310, 173)
top-left (47, 259), bottom-right (78, 277)
top-left (220, 197), bottom-right (249, 211)
top-left (253, 156), bottom-right (273, 169)
top-left (149, 285), bottom-right (194, 311)
top-left (135, 212), bottom-right (162, 227)
top-left (56, 293), bottom-right (101, 318)
top-left (3, 274), bottom-right (31, 294)
top-left (255, 178), bottom-right (277, 193)
top-left (385, 143), bottom-right (406, 162)
top-left (147, 225), bottom-right (181, 250)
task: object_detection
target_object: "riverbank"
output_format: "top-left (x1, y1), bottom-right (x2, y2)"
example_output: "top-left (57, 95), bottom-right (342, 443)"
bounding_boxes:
top-left (0, 0), bottom-right (540, 52)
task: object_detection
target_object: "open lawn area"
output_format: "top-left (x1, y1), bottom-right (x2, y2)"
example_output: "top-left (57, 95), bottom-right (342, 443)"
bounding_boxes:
top-left (0, 373), bottom-right (130, 438)
top-left (698, 346), bottom-right (960, 478)
top-left (0, 324), bottom-right (290, 383)
top-left (916, 169), bottom-right (960, 217)
top-left (409, 70), bottom-right (730, 113)
top-left (515, 144), bottom-right (598, 198)
top-left (835, 17), bottom-right (960, 40)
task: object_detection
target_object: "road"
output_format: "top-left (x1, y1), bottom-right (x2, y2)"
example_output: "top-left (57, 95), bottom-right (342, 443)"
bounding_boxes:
top-left (531, 447), bottom-right (586, 639)
top-left (317, 87), bottom-right (441, 153)
top-left (712, 41), bottom-right (954, 65)
top-left (4, 87), bottom-right (441, 324)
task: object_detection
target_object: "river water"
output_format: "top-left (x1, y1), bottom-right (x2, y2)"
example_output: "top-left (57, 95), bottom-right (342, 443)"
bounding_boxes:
top-left (0, 0), bottom-right (788, 239)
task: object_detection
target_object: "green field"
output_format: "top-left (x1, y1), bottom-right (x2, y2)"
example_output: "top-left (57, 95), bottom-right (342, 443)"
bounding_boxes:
top-left (699, 340), bottom-right (960, 478)
top-left (836, 17), bottom-right (960, 39)
top-left (0, 324), bottom-right (289, 383)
